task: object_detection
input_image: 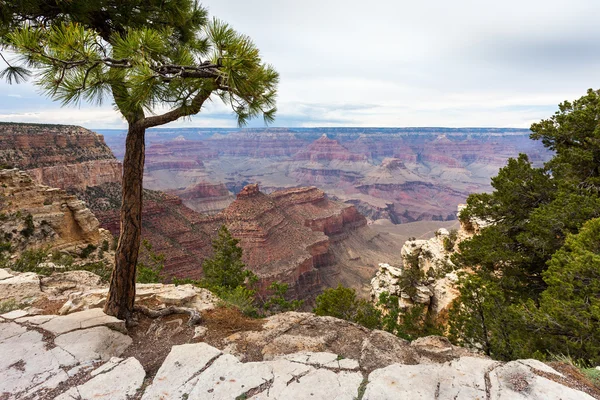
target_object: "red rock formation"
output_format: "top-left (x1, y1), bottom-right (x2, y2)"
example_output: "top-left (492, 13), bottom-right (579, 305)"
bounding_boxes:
top-left (0, 123), bottom-right (122, 190)
top-left (168, 182), bottom-right (234, 215)
top-left (295, 135), bottom-right (367, 162)
top-left (206, 129), bottom-right (306, 157)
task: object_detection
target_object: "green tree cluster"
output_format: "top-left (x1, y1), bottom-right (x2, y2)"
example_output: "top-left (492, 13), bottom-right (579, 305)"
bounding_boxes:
top-left (449, 89), bottom-right (600, 363)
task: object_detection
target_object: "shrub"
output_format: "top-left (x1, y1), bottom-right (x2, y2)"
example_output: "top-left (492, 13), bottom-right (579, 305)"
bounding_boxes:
top-left (20, 214), bottom-right (34, 237)
top-left (136, 240), bottom-right (164, 283)
top-left (314, 285), bottom-right (382, 330)
top-left (262, 282), bottom-right (303, 314)
top-left (202, 225), bottom-right (252, 290)
top-left (217, 286), bottom-right (258, 317)
top-left (79, 244), bottom-right (97, 259)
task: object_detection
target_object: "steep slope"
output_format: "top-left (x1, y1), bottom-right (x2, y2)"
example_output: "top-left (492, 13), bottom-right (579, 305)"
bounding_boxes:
top-left (0, 123), bottom-right (121, 190)
top-left (0, 168), bottom-right (112, 257)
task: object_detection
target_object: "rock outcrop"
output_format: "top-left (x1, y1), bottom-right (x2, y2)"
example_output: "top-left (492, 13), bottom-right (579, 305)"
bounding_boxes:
top-left (370, 227), bottom-right (464, 316)
top-left (1, 271), bottom-right (596, 400)
top-left (0, 168), bottom-right (111, 255)
top-left (0, 123), bottom-right (122, 191)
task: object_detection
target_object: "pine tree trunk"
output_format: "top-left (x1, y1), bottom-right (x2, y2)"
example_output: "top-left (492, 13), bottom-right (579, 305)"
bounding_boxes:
top-left (104, 122), bottom-right (145, 320)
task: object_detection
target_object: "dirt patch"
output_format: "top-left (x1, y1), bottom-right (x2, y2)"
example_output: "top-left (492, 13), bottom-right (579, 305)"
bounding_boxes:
top-left (31, 298), bottom-right (64, 315)
top-left (538, 363), bottom-right (600, 399)
top-left (202, 307), bottom-right (264, 341)
top-left (201, 307), bottom-right (265, 362)
top-left (120, 312), bottom-right (195, 379)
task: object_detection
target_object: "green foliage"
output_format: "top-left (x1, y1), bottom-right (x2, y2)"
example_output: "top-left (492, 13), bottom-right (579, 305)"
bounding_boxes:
top-left (79, 244), bottom-right (97, 259)
top-left (0, 299), bottom-right (21, 313)
top-left (202, 225), bottom-right (253, 291)
top-left (217, 286), bottom-right (258, 317)
top-left (448, 89), bottom-right (600, 363)
top-left (262, 282), bottom-right (303, 314)
top-left (20, 213), bottom-right (34, 237)
top-left (136, 240), bottom-right (164, 284)
top-left (11, 248), bottom-right (48, 275)
top-left (101, 240), bottom-right (109, 252)
top-left (582, 368), bottom-right (600, 388)
top-left (443, 229), bottom-right (458, 252)
top-left (378, 292), bottom-right (443, 341)
top-left (529, 218), bottom-right (600, 364)
top-left (314, 285), bottom-right (382, 330)
top-left (2, 1), bottom-right (278, 127)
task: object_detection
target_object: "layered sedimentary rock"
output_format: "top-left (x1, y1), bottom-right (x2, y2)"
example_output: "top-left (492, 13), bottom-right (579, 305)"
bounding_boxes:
top-left (0, 123), bottom-right (122, 191)
top-left (0, 168), bottom-right (111, 254)
top-left (207, 128), bottom-right (306, 157)
top-left (370, 207), bottom-right (476, 318)
top-left (103, 127), bottom-right (551, 224)
top-left (294, 135), bottom-right (367, 162)
top-left (168, 182), bottom-right (234, 215)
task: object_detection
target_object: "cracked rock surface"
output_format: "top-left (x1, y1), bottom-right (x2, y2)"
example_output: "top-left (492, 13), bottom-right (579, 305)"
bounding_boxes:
top-left (0, 301), bottom-right (597, 399)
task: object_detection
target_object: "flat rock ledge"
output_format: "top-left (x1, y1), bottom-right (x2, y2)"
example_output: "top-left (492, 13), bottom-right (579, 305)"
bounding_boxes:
top-left (1, 309), bottom-right (595, 400)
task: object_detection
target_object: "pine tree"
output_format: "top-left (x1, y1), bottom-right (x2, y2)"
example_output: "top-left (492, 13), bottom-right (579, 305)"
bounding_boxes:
top-left (1, 2), bottom-right (278, 320)
top-left (202, 225), bottom-right (251, 291)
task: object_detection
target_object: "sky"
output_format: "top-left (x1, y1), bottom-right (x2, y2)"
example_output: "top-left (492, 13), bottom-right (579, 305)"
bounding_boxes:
top-left (1, 0), bottom-right (600, 129)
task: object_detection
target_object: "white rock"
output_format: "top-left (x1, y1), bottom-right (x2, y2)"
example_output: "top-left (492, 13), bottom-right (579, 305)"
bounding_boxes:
top-left (255, 359), bottom-right (363, 400)
top-left (156, 284), bottom-right (197, 305)
top-left (0, 329), bottom-right (77, 396)
top-left (1, 309), bottom-right (29, 320)
top-left (0, 321), bottom-right (27, 341)
top-left (280, 351), bottom-right (339, 366)
top-left (142, 343), bottom-right (223, 400)
top-left (489, 361), bottom-right (595, 399)
top-left (363, 357), bottom-right (496, 400)
top-left (517, 359), bottom-right (564, 377)
top-left (188, 353), bottom-right (273, 399)
top-left (54, 326), bottom-right (132, 362)
top-left (0, 269), bottom-right (13, 280)
top-left (193, 325), bottom-right (208, 339)
top-left (40, 308), bottom-right (125, 334)
top-left (0, 272), bottom-right (41, 302)
top-left (15, 314), bottom-right (57, 325)
top-left (55, 357), bottom-right (145, 400)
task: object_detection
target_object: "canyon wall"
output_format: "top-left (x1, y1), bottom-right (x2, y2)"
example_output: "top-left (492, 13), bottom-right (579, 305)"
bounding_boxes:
top-left (103, 127), bottom-right (551, 223)
top-left (0, 168), bottom-right (112, 255)
top-left (0, 123), bottom-right (122, 191)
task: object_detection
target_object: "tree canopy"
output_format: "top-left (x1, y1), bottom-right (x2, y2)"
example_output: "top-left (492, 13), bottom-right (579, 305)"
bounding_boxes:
top-left (449, 89), bottom-right (600, 362)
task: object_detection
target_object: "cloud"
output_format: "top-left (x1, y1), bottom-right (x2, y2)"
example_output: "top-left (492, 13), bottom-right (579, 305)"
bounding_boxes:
top-left (1, 0), bottom-right (599, 128)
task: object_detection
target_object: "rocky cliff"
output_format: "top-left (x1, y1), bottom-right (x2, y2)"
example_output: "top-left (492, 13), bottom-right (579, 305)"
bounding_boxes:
top-left (0, 168), bottom-right (112, 257)
top-left (370, 207), bottom-right (476, 319)
top-left (0, 123), bottom-right (122, 191)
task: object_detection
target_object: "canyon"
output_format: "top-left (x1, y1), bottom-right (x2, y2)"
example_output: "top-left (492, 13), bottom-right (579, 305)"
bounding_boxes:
top-left (0, 123), bottom-right (405, 298)
top-left (99, 127), bottom-right (552, 224)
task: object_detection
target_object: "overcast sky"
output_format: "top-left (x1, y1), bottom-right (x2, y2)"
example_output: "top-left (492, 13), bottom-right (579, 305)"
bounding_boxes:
top-left (1, 0), bottom-right (599, 129)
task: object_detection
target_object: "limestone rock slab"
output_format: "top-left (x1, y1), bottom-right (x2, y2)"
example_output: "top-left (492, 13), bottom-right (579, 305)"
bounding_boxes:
top-left (142, 343), bottom-right (223, 400)
top-left (0, 272), bottom-right (41, 302)
top-left (55, 357), bottom-right (145, 400)
top-left (40, 308), bottom-right (125, 334)
top-left (489, 361), bottom-right (594, 400)
top-left (54, 326), bottom-right (132, 362)
top-left (364, 357), bottom-right (496, 400)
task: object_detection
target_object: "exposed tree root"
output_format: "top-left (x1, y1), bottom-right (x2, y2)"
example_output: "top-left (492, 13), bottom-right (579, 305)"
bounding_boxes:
top-left (134, 304), bottom-right (202, 326)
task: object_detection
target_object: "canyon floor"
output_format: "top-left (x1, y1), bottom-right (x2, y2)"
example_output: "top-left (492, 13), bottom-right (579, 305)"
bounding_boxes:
top-left (1, 268), bottom-right (599, 400)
